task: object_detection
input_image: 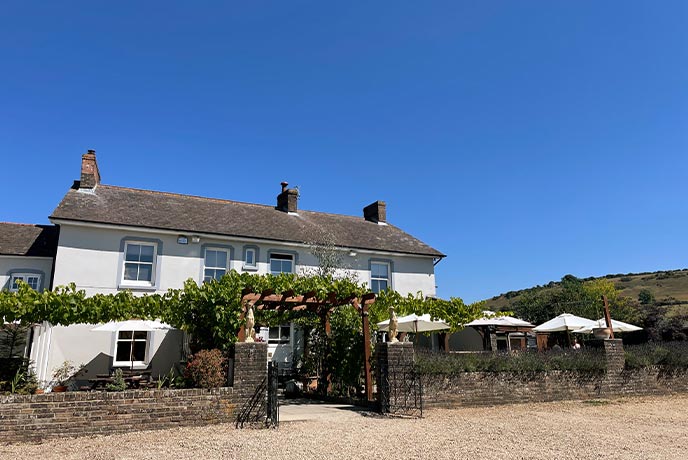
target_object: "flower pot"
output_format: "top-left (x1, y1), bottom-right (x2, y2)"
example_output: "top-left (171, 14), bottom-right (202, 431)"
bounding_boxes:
top-left (52, 385), bottom-right (68, 393)
top-left (34, 389), bottom-right (45, 395)
top-left (592, 327), bottom-right (611, 340)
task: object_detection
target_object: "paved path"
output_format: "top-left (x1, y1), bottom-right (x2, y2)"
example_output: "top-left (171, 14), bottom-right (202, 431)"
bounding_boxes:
top-left (278, 398), bottom-right (369, 422)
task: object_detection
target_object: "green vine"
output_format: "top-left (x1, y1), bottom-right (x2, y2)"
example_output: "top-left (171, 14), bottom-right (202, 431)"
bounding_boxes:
top-left (1, 271), bottom-right (486, 351)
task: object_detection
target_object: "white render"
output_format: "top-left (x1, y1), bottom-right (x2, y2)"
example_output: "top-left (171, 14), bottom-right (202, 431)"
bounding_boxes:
top-left (0, 255), bottom-right (54, 292)
top-left (33, 219), bottom-right (438, 385)
top-left (52, 222), bottom-right (437, 297)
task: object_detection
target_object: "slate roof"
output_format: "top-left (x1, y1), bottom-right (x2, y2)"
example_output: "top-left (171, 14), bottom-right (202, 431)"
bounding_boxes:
top-left (0, 223), bottom-right (59, 257)
top-left (50, 185), bottom-right (444, 258)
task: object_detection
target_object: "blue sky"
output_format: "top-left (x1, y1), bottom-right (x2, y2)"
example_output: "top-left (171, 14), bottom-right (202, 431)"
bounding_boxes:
top-left (1, 1), bottom-right (686, 302)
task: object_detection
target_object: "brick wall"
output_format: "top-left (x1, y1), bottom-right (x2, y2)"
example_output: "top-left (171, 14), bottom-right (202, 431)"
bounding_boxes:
top-left (0, 342), bottom-right (270, 443)
top-left (421, 339), bottom-right (688, 408)
top-left (0, 388), bottom-right (238, 442)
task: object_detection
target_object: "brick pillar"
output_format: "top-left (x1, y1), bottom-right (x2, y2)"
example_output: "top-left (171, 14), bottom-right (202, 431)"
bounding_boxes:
top-left (233, 342), bottom-right (268, 423)
top-left (377, 342), bottom-right (414, 414)
top-left (604, 339), bottom-right (625, 373)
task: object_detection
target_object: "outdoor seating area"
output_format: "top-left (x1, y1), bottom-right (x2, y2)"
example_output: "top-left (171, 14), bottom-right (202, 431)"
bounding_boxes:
top-left (85, 370), bottom-right (154, 391)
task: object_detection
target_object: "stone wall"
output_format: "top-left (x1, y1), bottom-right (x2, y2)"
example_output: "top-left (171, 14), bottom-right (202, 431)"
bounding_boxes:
top-left (422, 339), bottom-right (688, 408)
top-left (0, 388), bottom-right (238, 442)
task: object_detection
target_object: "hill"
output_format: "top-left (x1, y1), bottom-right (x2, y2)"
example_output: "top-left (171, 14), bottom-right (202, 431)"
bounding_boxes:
top-left (484, 268), bottom-right (688, 311)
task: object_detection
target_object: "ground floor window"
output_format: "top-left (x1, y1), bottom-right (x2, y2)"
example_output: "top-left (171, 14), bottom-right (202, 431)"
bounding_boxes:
top-left (269, 324), bottom-right (291, 344)
top-left (114, 331), bottom-right (149, 366)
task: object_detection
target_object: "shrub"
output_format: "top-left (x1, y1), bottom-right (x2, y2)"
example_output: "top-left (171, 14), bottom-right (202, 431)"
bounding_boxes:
top-left (625, 342), bottom-right (688, 370)
top-left (105, 368), bottom-right (127, 391)
top-left (415, 349), bottom-right (606, 374)
top-left (185, 349), bottom-right (227, 388)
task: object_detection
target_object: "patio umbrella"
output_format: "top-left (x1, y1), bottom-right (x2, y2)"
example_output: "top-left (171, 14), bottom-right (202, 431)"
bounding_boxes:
top-left (465, 316), bottom-right (535, 328)
top-left (573, 318), bottom-right (643, 334)
top-left (92, 320), bottom-right (174, 369)
top-left (533, 313), bottom-right (597, 333)
top-left (377, 313), bottom-right (450, 333)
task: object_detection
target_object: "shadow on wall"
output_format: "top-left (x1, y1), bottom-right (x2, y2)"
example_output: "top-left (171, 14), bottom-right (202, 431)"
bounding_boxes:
top-left (72, 330), bottom-right (186, 388)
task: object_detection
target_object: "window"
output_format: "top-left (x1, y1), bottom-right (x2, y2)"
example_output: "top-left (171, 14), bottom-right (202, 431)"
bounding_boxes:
top-left (114, 331), bottom-right (148, 366)
top-left (270, 253), bottom-right (294, 274)
top-left (370, 262), bottom-right (390, 293)
top-left (9, 273), bottom-right (41, 292)
top-left (268, 324), bottom-right (290, 344)
top-left (244, 248), bottom-right (256, 268)
top-left (204, 248), bottom-right (228, 282)
top-left (123, 242), bottom-right (156, 284)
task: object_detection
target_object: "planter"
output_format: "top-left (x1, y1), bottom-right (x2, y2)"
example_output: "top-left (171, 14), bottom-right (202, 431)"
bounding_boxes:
top-left (51, 385), bottom-right (68, 393)
top-left (34, 389), bottom-right (45, 395)
top-left (592, 327), bottom-right (612, 340)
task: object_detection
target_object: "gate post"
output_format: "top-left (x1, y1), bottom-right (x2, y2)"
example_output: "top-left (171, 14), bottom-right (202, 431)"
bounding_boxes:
top-left (233, 342), bottom-right (268, 426)
top-left (377, 342), bottom-right (414, 414)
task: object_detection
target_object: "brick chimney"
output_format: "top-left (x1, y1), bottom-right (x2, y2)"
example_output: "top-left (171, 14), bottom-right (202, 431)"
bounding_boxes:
top-left (364, 200), bottom-right (386, 223)
top-left (276, 181), bottom-right (298, 213)
top-left (80, 150), bottom-right (100, 189)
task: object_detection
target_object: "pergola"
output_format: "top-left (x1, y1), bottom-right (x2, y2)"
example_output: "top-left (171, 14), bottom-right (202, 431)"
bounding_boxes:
top-left (237, 288), bottom-right (377, 401)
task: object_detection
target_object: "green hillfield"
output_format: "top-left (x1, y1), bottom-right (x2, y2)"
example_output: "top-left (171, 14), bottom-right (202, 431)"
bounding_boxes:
top-left (484, 268), bottom-right (688, 311)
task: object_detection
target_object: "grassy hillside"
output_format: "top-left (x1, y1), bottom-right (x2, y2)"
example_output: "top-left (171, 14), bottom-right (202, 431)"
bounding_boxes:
top-left (484, 269), bottom-right (688, 311)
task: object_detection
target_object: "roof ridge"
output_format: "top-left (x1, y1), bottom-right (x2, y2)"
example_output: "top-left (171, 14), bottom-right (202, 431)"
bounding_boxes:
top-left (0, 222), bottom-right (46, 227)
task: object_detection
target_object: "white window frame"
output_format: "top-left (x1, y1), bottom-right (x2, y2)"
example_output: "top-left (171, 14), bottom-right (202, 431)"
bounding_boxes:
top-left (203, 247), bottom-right (229, 282)
top-left (9, 273), bottom-right (42, 292)
top-left (270, 253), bottom-right (294, 275)
top-left (113, 330), bottom-right (150, 367)
top-left (243, 248), bottom-right (257, 270)
top-left (370, 261), bottom-right (390, 293)
top-left (121, 241), bottom-right (158, 287)
top-left (268, 324), bottom-right (291, 344)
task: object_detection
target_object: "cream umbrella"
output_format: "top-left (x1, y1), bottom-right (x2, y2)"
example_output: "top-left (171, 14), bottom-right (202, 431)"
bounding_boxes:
top-left (533, 313), bottom-right (597, 332)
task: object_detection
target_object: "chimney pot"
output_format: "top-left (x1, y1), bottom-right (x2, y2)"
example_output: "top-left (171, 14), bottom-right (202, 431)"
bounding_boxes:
top-left (281, 181), bottom-right (289, 193)
top-left (80, 149), bottom-right (101, 189)
top-left (363, 201), bottom-right (386, 223)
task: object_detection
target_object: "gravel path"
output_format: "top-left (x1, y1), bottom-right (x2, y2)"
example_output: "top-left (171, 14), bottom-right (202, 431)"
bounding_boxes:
top-left (2, 395), bottom-right (687, 460)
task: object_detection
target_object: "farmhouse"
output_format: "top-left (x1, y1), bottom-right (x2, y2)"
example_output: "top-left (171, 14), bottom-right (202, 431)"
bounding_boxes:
top-left (2, 150), bottom-right (444, 388)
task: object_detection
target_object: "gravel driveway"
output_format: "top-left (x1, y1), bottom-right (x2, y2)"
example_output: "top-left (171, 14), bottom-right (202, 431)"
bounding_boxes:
top-left (2, 395), bottom-right (687, 460)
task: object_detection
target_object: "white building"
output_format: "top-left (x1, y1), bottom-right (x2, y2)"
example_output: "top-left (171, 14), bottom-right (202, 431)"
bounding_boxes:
top-left (3, 150), bottom-right (444, 388)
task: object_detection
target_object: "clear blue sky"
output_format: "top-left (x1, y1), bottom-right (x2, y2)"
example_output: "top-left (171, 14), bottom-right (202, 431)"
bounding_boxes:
top-left (1, 1), bottom-right (686, 303)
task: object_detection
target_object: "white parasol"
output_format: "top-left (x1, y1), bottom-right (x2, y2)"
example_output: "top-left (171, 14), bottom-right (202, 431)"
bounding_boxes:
top-left (573, 318), bottom-right (643, 334)
top-left (377, 313), bottom-right (450, 333)
top-left (533, 313), bottom-right (597, 333)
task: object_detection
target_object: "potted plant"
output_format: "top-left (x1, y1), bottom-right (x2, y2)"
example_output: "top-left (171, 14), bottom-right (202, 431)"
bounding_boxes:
top-left (51, 361), bottom-right (82, 392)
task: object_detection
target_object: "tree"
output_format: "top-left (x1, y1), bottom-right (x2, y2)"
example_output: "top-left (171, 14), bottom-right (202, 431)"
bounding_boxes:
top-left (638, 289), bottom-right (655, 305)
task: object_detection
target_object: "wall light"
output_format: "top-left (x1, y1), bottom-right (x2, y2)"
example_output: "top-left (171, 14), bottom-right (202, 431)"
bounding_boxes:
top-left (191, 235), bottom-right (201, 244)
top-left (348, 250), bottom-right (357, 257)
top-left (177, 235), bottom-right (189, 245)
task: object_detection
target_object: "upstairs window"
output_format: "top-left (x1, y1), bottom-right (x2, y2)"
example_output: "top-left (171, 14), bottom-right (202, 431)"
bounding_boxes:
top-left (270, 253), bottom-right (293, 275)
top-left (370, 262), bottom-right (390, 293)
top-left (204, 248), bottom-right (228, 282)
top-left (114, 331), bottom-right (149, 366)
top-left (123, 242), bottom-right (156, 284)
top-left (244, 248), bottom-right (256, 268)
top-left (9, 273), bottom-right (41, 292)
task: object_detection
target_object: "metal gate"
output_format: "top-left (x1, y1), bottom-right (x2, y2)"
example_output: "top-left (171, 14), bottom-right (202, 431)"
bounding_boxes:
top-left (266, 361), bottom-right (279, 428)
top-left (379, 364), bottom-right (423, 418)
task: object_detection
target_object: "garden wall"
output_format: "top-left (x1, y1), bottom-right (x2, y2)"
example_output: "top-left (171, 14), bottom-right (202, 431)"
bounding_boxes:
top-left (0, 388), bottom-right (238, 442)
top-left (421, 339), bottom-right (688, 408)
top-left (0, 342), bottom-right (268, 443)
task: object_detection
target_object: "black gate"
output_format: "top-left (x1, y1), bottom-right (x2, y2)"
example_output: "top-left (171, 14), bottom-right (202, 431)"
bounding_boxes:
top-left (379, 363), bottom-right (423, 418)
top-left (266, 361), bottom-right (279, 428)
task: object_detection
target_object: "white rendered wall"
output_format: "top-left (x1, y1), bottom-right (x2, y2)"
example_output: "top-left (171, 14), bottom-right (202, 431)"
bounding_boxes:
top-left (0, 255), bottom-right (54, 291)
top-left (53, 223), bottom-right (437, 297)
